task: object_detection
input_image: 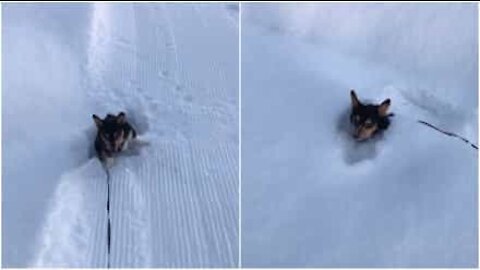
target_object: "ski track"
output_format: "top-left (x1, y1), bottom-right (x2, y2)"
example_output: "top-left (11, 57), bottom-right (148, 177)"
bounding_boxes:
top-left (29, 3), bottom-right (238, 268)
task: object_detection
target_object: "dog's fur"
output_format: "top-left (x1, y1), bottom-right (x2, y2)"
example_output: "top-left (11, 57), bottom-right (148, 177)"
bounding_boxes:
top-left (92, 112), bottom-right (137, 164)
top-left (350, 90), bottom-right (391, 141)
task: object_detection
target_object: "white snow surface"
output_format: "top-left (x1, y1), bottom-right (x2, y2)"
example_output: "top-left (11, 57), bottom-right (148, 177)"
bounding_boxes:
top-left (3, 3), bottom-right (238, 267)
top-left (242, 3), bottom-right (478, 267)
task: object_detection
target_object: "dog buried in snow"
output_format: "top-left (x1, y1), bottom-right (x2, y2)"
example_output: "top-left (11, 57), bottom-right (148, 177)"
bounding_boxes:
top-left (92, 112), bottom-right (137, 165)
top-left (349, 90), bottom-right (392, 141)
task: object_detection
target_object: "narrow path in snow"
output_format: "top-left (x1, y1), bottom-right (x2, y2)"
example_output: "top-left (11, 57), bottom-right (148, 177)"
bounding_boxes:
top-left (29, 3), bottom-right (238, 268)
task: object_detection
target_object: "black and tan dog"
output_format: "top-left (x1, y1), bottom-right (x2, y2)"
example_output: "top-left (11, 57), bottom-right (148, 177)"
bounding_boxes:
top-left (92, 112), bottom-right (137, 165)
top-left (350, 90), bottom-right (392, 141)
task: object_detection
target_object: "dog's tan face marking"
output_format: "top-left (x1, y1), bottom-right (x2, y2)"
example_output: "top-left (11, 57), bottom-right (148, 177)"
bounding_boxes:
top-left (113, 129), bottom-right (125, 152)
top-left (355, 119), bottom-right (378, 140)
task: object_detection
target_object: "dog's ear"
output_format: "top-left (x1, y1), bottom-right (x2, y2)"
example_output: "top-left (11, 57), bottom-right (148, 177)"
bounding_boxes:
top-left (117, 112), bottom-right (126, 124)
top-left (378, 99), bottom-right (391, 117)
top-left (350, 90), bottom-right (361, 108)
top-left (92, 114), bottom-right (103, 128)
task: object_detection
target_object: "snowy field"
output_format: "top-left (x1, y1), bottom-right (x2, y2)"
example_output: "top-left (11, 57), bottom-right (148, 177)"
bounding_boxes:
top-left (242, 3), bottom-right (478, 267)
top-left (3, 3), bottom-right (238, 267)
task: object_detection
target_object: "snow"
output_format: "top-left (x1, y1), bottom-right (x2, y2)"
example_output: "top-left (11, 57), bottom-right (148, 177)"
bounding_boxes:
top-left (2, 2), bottom-right (478, 268)
top-left (3, 3), bottom-right (238, 267)
top-left (241, 3), bottom-right (478, 267)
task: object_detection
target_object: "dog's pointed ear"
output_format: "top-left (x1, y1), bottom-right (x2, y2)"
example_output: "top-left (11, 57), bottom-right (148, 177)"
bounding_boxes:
top-left (92, 114), bottom-right (103, 128)
top-left (378, 99), bottom-right (391, 117)
top-left (117, 112), bottom-right (126, 124)
top-left (350, 90), bottom-right (361, 108)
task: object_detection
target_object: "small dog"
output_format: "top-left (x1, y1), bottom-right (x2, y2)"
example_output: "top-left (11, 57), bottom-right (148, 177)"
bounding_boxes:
top-left (350, 90), bottom-right (392, 141)
top-left (92, 112), bottom-right (137, 165)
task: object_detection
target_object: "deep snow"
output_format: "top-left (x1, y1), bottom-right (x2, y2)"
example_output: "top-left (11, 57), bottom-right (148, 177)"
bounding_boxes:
top-left (241, 3), bottom-right (478, 267)
top-left (3, 3), bottom-right (238, 267)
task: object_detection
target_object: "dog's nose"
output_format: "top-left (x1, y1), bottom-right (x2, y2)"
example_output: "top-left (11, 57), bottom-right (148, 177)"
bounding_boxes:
top-left (352, 132), bottom-right (367, 141)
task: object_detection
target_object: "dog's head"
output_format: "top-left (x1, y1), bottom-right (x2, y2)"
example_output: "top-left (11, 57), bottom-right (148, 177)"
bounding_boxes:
top-left (350, 90), bottom-right (391, 141)
top-left (93, 112), bottom-right (127, 152)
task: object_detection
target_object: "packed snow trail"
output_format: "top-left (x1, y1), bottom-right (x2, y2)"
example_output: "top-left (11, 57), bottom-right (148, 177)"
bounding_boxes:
top-left (3, 3), bottom-right (238, 267)
top-left (242, 4), bottom-right (477, 267)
